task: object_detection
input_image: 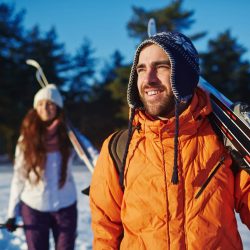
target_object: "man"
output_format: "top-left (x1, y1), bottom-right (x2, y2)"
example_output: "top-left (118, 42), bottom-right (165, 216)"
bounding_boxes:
top-left (90, 32), bottom-right (250, 249)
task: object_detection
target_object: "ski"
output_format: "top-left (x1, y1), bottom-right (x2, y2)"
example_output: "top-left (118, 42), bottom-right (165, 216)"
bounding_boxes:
top-left (199, 78), bottom-right (250, 174)
top-left (66, 120), bottom-right (94, 173)
top-left (26, 59), bottom-right (95, 174)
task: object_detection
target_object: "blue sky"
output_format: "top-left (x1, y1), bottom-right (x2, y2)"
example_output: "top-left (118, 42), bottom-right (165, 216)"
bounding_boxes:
top-left (3, 0), bottom-right (250, 66)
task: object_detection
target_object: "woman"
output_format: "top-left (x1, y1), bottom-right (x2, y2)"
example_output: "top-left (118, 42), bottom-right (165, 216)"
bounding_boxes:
top-left (5, 84), bottom-right (97, 250)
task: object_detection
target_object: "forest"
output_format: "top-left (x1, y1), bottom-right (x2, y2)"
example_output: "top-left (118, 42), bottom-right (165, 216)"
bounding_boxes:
top-left (1, 1), bottom-right (250, 159)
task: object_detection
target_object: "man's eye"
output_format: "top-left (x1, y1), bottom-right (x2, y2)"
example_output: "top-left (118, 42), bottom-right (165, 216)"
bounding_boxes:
top-left (158, 64), bottom-right (170, 69)
top-left (136, 68), bottom-right (144, 74)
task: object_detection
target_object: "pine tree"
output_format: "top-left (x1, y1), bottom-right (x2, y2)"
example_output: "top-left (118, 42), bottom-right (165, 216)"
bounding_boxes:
top-left (0, 3), bottom-right (26, 157)
top-left (67, 38), bottom-right (97, 103)
top-left (201, 30), bottom-right (250, 104)
top-left (0, 3), bottom-right (71, 157)
top-left (81, 51), bottom-right (127, 148)
top-left (127, 0), bottom-right (206, 42)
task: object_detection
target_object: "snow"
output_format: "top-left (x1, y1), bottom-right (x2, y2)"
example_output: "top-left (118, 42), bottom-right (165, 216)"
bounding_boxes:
top-left (0, 165), bottom-right (249, 249)
top-left (0, 165), bottom-right (92, 250)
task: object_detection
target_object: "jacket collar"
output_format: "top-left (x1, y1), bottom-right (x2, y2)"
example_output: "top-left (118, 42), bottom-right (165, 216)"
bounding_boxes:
top-left (133, 87), bottom-right (212, 139)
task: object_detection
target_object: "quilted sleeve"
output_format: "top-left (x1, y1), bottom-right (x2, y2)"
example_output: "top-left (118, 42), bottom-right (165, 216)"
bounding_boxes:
top-left (235, 169), bottom-right (250, 229)
top-left (89, 136), bottom-right (124, 249)
top-left (7, 143), bottom-right (26, 218)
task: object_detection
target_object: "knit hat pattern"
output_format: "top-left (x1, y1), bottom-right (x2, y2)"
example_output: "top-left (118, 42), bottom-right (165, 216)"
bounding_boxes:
top-left (33, 84), bottom-right (63, 108)
top-left (127, 31), bottom-right (200, 109)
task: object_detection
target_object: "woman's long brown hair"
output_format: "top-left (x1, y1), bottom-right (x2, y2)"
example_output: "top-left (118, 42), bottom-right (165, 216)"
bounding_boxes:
top-left (19, 108), bottom-right (71, 188)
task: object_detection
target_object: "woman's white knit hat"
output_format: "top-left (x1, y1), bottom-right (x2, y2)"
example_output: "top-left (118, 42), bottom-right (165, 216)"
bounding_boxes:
top-left (33, 84), bottom-right (63, 108)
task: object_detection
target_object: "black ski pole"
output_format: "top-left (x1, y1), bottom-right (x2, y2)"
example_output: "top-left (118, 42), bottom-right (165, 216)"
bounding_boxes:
top-left (0, 223), bottom-right (24, 229)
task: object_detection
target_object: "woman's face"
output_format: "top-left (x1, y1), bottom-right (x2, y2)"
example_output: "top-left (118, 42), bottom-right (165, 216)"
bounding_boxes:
top-left (36, 99), bottom-right (58, 122)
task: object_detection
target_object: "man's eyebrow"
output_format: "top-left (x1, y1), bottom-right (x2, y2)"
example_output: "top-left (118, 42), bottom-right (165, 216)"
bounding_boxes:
top-left (136, 63), bottom-right (145, 70)
top-left (153, 60), bottom-right (171, 66)
top-left (136, 60), bottom-right (171, 69)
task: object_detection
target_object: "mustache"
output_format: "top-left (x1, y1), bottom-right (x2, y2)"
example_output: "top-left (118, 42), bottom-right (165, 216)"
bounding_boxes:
top-left (142, 82), bottom-right (165, 91)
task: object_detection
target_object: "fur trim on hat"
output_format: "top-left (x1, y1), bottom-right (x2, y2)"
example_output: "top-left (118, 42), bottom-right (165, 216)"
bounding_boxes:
top-left (127, 31), bottom-right (200, 109)
top-left (33, 84), bottom-right (63, 108)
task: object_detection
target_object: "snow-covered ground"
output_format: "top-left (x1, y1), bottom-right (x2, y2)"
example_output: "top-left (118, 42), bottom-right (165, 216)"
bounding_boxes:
top-left (0, 165), bottom-right (249, 250)
top-left (0, 165), bottom-right (92, 250)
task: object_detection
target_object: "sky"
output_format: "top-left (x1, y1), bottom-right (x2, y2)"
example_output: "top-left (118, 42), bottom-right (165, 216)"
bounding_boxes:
top-left (3, 0), bottom-right (250, 67)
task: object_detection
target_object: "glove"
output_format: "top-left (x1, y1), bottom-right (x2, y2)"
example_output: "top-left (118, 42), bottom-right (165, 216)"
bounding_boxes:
top-left (5, 218), bottom-right (17, 232)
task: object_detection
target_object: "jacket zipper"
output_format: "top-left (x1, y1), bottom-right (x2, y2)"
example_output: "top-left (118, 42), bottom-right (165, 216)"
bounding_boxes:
top-left (195, 156), bottom-right (225, 199)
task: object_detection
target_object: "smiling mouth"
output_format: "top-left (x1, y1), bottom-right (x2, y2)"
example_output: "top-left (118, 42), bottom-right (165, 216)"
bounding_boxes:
top-left (146, 89), bottom-right (163, 96)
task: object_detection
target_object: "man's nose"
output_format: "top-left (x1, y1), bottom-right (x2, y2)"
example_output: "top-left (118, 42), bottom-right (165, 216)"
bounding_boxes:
top-left (145, 67), bottom-right (157, 83)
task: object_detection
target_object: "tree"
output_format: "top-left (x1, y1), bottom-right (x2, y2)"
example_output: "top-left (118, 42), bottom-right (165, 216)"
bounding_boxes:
top-left (0, 3), bottom-right (26, 156)
top-left (127, 0), bottom-right (206, 42)
top-left (101, 50), bottom-right (124, 83)
top-left (79, 50), bottom-right (127, 149)
top-left (201, 30), bottom-right (250, 104)
top-left (106, 65), bottom-right (131, 121)
top-left (23, 26), bottom-right (70, 89)
top-left (66, 38), bottom-right (97, 103)
top-left (0, 3), bottom-right (71, 158)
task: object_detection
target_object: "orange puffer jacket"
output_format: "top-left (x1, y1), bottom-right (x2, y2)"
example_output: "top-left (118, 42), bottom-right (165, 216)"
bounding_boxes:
top-left (90, 88), bottom-right (250, 250)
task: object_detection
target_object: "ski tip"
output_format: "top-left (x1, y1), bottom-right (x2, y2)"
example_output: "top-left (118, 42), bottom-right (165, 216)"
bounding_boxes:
top-left (147, 18), bottom-right (157, 37)
top-left (26, 59), bottom-right (40, 69)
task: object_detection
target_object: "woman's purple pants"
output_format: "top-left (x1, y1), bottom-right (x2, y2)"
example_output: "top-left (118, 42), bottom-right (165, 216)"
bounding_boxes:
top-left (20, 202), bottom-right (77, 250)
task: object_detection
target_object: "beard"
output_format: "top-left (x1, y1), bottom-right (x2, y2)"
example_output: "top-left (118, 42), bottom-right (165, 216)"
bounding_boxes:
top-left (139, 86), bottom-right (175, 118)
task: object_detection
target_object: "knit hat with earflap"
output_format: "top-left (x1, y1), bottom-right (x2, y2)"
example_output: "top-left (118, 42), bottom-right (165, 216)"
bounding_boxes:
top-left (128, 31), bottom-right (200, 108)
top-left (122, 32), bottom-right (200, 186)
top-left (33, 84), bottom-right (63, 109)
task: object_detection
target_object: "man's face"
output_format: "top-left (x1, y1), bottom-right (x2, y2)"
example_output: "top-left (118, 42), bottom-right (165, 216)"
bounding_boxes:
top-left (136, 44), bottom-right (175, 118)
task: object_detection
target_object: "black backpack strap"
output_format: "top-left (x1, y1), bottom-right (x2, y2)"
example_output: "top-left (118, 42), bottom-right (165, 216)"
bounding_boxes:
top-left (82, 128), bottom-right (135, 195)
top-left (108, 129), bottom-right (129, 174)
top-left (108, 127), bottom-right (136, 183)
